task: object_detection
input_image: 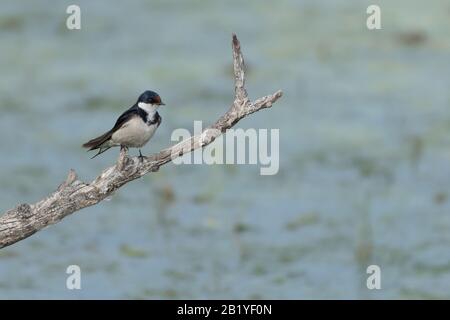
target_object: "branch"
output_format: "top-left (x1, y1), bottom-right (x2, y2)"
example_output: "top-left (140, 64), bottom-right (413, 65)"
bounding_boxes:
top-left (0, 34), bottom-right (283, 249)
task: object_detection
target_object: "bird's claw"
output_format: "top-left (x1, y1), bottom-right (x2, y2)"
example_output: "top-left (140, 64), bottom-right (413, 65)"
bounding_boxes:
top-left (138, 149), bottom-right (145, 163)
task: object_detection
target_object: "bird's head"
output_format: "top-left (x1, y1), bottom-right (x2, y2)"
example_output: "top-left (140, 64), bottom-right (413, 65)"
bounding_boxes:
top-left (137, 91), bottom-right (165, 111)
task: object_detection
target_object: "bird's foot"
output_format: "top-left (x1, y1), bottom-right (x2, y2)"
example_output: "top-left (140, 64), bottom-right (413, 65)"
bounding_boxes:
top-left (138, 149), bottom-right (145, 163)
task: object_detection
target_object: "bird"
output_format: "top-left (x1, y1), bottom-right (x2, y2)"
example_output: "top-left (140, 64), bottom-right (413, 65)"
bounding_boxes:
top-left (82, 90), bottom-right (165, 159)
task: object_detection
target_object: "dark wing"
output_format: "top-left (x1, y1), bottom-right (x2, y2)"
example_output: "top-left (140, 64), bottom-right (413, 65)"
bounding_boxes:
top-left (82, 105), bottom-right (138, 150)
top-left (110, 104), bottom-right (140, 132)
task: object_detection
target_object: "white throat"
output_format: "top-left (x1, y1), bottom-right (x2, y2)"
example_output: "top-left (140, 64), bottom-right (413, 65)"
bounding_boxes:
top-left (138, 102), bottom-right (158, 115)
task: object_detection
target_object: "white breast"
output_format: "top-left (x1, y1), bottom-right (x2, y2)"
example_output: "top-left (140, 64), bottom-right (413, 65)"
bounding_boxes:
top-left (111, 116), bottom-right (157, 148)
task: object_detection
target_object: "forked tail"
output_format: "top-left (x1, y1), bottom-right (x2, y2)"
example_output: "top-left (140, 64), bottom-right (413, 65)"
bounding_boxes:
top-left (82, 130), bottom-right (114, 158)
top-left (82, 130), bottom-right (112, 150)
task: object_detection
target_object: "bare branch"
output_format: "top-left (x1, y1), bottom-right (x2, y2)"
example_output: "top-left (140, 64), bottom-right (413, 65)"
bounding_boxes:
top-left (0, 34), bottom-right (283, 249)
top-left (232, 33), bottom-right (248, 103)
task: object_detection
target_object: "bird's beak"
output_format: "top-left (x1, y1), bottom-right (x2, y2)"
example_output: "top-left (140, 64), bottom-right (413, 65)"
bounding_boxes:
top-left (159, 102), bottom-right (166, 106)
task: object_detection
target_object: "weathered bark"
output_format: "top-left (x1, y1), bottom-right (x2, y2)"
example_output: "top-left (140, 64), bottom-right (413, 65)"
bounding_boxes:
top-left (0, 34), bottom-right (282, 249)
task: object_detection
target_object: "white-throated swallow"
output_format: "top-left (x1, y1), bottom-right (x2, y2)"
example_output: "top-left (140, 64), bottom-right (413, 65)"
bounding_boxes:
top-left (83, 90), bottom-right (165, 159)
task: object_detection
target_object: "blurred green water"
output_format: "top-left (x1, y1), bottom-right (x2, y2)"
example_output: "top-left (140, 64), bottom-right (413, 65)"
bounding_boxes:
top-left (0, 0), bottom-right (450, 299)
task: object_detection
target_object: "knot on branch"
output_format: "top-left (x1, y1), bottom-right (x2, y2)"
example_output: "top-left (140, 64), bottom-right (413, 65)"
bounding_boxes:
top-left (57, 169), bottom-right (79, 192)
top-left (116, 147), bottom-right (130, 171)
top-left (17, 203), bottom-right (32, 219)
top-left (66, 169), bottom-right (78, 185)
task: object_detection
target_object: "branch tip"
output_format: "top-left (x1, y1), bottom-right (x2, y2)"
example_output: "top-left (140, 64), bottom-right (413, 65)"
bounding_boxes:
top-left (66, 169), bottom-right (78, 185)
top-left (232, 33), bottom-right (240, 50)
